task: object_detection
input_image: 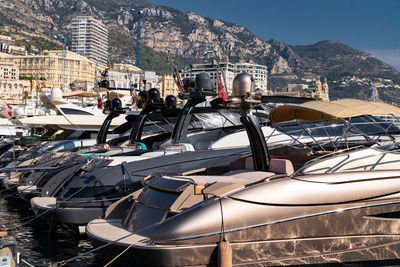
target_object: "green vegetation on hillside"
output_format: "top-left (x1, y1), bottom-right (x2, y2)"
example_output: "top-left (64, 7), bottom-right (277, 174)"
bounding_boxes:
top-left (0, 11), bottom-right (24, 28)
top-left (291, 40), bottom-right (396, 77)
top-left (108, 31), bottom-right (191, 74)
top-left (268, 76), bottom-right (305, 91)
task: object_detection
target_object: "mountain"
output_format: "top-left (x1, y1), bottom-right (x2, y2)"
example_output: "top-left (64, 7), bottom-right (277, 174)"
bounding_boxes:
top-left (290, 41), bottom-right (400, 102)
top-left (1, 0), bottom-right (400, 103)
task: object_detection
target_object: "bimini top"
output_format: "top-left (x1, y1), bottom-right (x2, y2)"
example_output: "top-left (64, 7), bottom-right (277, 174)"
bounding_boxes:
top-left (62, 90), bottom-right (126, 99)
top-left (62, 90), bottom-right (98, 98)
top-left (269, 98), bottom-right (400, 123)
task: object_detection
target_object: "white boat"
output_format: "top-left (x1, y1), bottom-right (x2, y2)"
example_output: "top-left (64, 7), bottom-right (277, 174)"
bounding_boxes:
top-left (0, 118), bottom-right (29, 137)
top-left (18, 89), bottom-right (128, 133)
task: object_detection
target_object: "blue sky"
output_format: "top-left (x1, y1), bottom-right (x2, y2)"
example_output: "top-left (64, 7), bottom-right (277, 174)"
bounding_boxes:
top-left (149, 0), bottom-right (400, 70)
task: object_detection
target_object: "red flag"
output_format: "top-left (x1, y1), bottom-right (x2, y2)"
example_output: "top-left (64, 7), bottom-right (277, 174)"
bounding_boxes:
top-left (173, 69), bottom-right (185, 92)
top-left (97, 93), bottom-right (103, 109)
top-left (217, 78), bottom-right (227, 100)
top-left (6, 103), bottom-right (12, 117)
top-left (217, 77), bottom-right (228, 109)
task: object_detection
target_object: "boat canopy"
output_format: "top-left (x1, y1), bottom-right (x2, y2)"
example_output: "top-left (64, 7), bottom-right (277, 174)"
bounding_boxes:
top-left (269, 99), bottom-right (400, 123)
top-left (62, 90), bottom-right (126, 99)
top-left (62, 90), bottom-right (98, 98)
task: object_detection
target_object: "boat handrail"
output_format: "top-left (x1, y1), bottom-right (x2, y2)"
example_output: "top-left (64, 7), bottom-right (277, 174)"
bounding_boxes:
top-left (273, 119), bottom-right (400, 153)
top-left (294, 145), bottom-right (400, 176)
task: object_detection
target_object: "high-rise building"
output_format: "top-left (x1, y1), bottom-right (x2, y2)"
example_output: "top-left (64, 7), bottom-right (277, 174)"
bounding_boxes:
top-left (71, 16), bottom-right (108, 67)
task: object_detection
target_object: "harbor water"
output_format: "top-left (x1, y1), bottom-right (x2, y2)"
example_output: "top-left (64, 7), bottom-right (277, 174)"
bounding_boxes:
top-left (0, 195), bottom-right (109, 266)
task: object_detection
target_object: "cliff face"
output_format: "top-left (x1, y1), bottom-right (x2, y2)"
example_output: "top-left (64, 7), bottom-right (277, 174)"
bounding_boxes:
top-left (1, 0), bottom-right (400, 103)
top-left (0, 0), bottom-right (295, 74)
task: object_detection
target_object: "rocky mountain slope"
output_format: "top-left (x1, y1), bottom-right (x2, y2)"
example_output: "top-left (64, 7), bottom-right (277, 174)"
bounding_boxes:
top-left (1, 0), bottom-right (400, 103)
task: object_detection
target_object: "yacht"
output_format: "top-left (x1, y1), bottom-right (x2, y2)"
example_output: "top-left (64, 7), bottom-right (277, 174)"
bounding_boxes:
top-left (87, 73), bottom-right (400, 266)
top-left (18, 89), bottom-right (127, 134)
top-left (16, 92), bottom-right (180, 200)
top-left (29, 73), bottom-right (276, 233)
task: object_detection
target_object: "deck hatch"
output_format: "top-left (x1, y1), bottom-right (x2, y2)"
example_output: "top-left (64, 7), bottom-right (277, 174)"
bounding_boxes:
top-left (146, 176), bottom-right (191, 192)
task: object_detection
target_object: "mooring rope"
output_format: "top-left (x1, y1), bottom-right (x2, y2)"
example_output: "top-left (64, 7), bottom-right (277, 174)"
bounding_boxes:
top-left (47, 225), bottom-right (149, 267)
top-left (103, 242), bottom-right (137, 267)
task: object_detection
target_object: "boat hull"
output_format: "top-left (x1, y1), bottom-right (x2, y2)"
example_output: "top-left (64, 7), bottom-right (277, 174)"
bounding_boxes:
top-left (88, 188), bottom-right (400, 266)
top-left (90, 234), bottom-right (400, 266)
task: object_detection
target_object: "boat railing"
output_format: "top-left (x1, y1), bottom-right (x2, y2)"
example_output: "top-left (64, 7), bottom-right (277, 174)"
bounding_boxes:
top-left (271, 118), bottom-right (400, 153)
top-left (293, 144), bottom-right (400, 176)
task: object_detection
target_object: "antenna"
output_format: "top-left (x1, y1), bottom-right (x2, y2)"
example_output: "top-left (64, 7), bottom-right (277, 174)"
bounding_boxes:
top-left (54, 33), bottom-right (67, 91)
top-left (120, 7), bottom-right (187, 69)
top-left (48, 17), bottom-right (54, 50)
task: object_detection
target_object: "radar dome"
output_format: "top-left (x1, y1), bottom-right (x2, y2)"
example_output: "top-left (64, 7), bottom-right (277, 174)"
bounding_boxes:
top-left (232, 73), bottom-right (254, 97)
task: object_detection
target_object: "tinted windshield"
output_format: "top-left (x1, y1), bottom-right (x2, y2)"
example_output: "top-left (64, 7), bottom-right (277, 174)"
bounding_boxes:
top-left (188, 106), bottom-right (268, 131)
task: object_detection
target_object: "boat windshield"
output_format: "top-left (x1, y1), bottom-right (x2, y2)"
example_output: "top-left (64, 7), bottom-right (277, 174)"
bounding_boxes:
top-left (140, 113), bottom-right (177, 136)
top-left (188, 106), bottom-right (268, 131)
top-left (268, 115), bottom-right (400, 152)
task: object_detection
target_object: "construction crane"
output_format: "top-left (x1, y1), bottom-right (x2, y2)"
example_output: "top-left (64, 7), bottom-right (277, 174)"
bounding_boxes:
top-left (120, 7), bottom-right (177, 69)
top-left (48, 16), bottom-right (54, 50)
top-left (54, 33), bottom-right (67, 91)
top-left (120, 7), bottom-right (143, 68)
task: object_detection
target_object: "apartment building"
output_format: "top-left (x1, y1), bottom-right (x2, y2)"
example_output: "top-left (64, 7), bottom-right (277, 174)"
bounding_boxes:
top-left (0, 35), bottom-right (26, 56)
top-left (0, 50), bottom-right (96, 91)
top-left (160, 75), bottom-right (179, 98)
top-left (71, 16), bottom-right (108, 67)
top-left (0, 62), bottom-right (30, 101)
top-left (0, 62), bottom-right (19, 80)
top-left (99, 67), bottom-right (161, 91)
top-left (181, 61), bottom-right (268, 95)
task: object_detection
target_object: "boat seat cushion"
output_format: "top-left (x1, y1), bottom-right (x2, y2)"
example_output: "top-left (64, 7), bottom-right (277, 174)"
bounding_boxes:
top-left (269, 158), bottom-right (294, 175)
top-left (244, 157), bottom-right (294, 175)
top-left (180, 171), bottom-right (275, 186)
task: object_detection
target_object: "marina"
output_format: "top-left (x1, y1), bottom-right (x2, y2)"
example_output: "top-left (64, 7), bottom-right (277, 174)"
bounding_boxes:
top-left (0, 71), bottom-right (400, 266)
top-left (1, 1), bottom-right (400, 266)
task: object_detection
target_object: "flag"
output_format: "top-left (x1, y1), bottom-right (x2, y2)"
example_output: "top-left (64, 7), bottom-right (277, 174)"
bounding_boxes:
top-left (6, 103), bottom-right (12, 117)
top-left (134, 90), bottom-right (141, 103)
top-left (97, 92), bottom-right (103, 109)
top-left (130, 87), bottom-right (141, 106)
top-left (173, 69), bottom-right (185, 92)
top-left (131, 88), bottom-right (142, 105)
top-left (217, 78), bottom-right (227, 100)
top-left (217, 75), bottom-right (228, 109)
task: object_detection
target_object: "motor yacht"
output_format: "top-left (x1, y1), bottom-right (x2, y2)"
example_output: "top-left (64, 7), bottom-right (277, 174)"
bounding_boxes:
top-left (29, 73), bottom-right (276, 233)
top-left (16, 92), bottom-right (181, 200)
top-left (87, 73), bottom-right (400, 266)
top-left (18, 89), bottom-right (127, 134)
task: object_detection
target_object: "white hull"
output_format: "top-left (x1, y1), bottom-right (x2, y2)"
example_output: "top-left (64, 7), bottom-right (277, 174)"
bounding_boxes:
top-left (18, 114), bottom-right (127, 131)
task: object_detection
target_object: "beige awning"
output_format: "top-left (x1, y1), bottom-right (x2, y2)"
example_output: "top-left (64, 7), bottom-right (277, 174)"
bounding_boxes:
top-left (62, 90), bottom-right (127, 99)
top-left (269, 98), bottom-right (400, 123)
top-left (98, 88), bottom-right (129, 99)
top-left (62, 90), bottom-right (98, 98)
